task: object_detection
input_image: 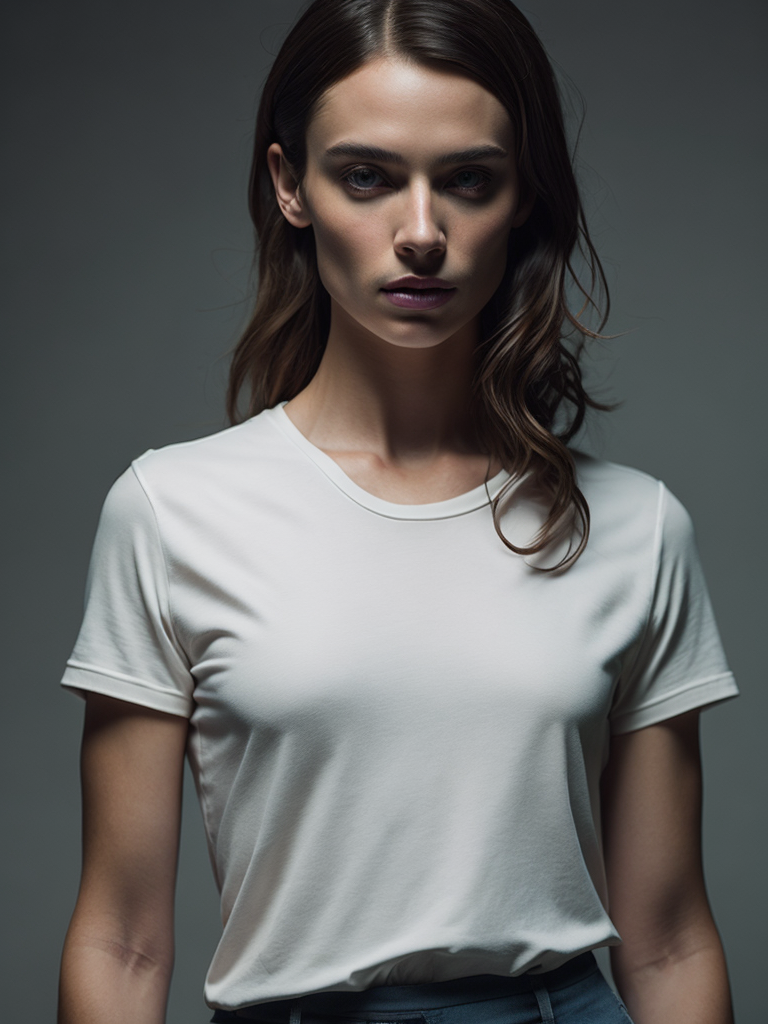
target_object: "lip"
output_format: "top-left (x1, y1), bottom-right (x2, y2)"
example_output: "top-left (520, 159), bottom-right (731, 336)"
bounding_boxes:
top-left (381, 275), bottom-right (456, 290)
top-left (381, 288), bottom-right (457, 310)
top-left (380, 275), bottom-right (457, 310)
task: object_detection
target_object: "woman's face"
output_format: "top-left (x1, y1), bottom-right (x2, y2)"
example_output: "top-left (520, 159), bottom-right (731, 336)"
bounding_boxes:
top-left (268, 56), bottom-right (533, 352)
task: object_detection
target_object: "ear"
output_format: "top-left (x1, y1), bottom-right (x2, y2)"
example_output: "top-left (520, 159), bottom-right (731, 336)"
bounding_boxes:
top-left (266, 143), bottom-right (312, 229)
top-left (510, 178), bottom-right (536, 229)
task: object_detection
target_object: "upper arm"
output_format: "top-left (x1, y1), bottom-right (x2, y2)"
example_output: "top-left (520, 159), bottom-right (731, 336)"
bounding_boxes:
top-left (73, 692), bottom-right (189, 959)
top-left (601, 709), bottom-right (717, 975)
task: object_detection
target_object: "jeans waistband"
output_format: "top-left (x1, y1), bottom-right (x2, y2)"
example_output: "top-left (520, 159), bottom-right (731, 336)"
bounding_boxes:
top-left (211, 951), bottom-right (599, 1021)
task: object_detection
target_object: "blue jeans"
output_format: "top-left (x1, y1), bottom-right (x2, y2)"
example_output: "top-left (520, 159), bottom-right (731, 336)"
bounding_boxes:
top-left (210, 952), bottom-right (634, 1023)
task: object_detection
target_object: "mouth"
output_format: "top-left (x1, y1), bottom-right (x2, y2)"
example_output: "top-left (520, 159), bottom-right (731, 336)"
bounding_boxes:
top-left (380, 286), bottom-right (457, 309)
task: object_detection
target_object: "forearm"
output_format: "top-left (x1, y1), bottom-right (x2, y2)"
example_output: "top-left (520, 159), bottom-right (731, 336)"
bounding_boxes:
top-left (58, 918), bottom-right (173, 1024)
top-left (613, 941), bottom-right (734, 1024)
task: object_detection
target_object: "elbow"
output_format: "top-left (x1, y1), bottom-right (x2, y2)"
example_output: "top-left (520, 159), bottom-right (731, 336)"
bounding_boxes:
top-left (64, 897), bottom-right (176, 977)
top-left (611, 904), bottom-right (726, 984)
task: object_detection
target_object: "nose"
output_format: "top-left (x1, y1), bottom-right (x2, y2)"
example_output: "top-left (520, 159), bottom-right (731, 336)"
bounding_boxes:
top-left (393, 179), bottom-right (446, 258)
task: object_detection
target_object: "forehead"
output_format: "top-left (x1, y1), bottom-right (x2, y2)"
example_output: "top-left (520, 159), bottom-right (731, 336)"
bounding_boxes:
top-left (307, 57), bottom-right (514, 158)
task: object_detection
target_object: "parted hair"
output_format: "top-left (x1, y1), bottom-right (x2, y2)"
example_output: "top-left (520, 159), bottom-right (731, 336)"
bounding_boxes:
top-left (226, 0), bottom-right (612, 570)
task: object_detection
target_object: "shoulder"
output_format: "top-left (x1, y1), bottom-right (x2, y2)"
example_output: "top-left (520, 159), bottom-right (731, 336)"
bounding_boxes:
top-left (118, 408), bottom-right (284, 503)
top-left (572, 450), bottom-right (662, 509)
top-left (91, 409), bottom-right (288, 545)
top-left (570, 451), bottom-right (694, 561)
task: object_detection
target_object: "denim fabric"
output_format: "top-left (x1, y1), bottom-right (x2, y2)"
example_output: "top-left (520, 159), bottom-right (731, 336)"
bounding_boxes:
top-left (210, 952), bottom-right (634, 1023)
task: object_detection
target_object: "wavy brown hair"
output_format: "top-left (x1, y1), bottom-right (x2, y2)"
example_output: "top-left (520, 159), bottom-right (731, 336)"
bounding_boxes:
top-left (226, 0), bottom-right (612, 570)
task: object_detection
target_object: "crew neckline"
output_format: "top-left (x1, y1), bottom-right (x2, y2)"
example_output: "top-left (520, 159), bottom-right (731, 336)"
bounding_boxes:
top-left (265, 401), bottom-right (513, 521)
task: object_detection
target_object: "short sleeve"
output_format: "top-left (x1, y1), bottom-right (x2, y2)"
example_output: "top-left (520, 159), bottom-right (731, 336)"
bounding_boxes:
top-left (60, 462), bottom-right (195, 717)
top-left (609, 483), bottom-right (738, 734)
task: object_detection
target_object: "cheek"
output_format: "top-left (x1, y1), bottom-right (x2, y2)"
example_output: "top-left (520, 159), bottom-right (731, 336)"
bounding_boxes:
top-left (311, 209), bottom-right (382, 295)
top-left (464, 212), bottom-right (514, 290)
top-left (474, 200), bottom-right (517, 252)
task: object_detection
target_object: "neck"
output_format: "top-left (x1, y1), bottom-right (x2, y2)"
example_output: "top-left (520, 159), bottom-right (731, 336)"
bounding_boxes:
top-left (284, 303), bottom-right (487, 467)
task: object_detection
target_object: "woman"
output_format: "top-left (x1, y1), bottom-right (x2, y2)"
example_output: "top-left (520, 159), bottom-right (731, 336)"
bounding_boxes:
top-left (57, 1), bottom-right (739, 1022)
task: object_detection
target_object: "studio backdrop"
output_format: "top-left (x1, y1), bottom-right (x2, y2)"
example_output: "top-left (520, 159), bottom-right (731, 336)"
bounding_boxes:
top-left (3, 2), bottom-right (765, 1022)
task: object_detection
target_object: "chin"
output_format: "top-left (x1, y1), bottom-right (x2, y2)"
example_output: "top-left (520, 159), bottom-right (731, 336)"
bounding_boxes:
top-left (385, 336), bottom-right (452, 350)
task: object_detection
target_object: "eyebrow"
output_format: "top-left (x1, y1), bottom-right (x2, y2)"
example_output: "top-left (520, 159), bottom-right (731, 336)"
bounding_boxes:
top-left (323, 142), bottom-right (509, 165)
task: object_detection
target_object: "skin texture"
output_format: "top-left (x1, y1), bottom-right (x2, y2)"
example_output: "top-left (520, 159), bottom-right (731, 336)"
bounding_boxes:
top-left (58, 694), bottom-right (188, 1024)
top-left (267, 57), bottom-right (534, 503)
top-left (602, 710), bottom-right (734, 1022)
top-left (59, 57), bottom-right (734, 1024)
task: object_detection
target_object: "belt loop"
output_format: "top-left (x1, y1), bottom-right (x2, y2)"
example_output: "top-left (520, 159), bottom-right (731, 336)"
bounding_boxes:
top-left (529, 976), bottom-right (555, 1024)
top-left (289, 998), bottom-right (303, 1024)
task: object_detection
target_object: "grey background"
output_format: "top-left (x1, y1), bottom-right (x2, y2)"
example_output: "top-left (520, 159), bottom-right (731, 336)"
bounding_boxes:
top-left (3, 1), bottom-right (765, 1020)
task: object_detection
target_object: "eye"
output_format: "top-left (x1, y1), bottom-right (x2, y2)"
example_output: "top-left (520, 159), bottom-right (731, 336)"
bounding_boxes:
top-left (341, 166), bottom-right (492, 197)
top-left (451, 170), bottom-right (489, 193)
top-left (343, 167), bottom-right (386, 193)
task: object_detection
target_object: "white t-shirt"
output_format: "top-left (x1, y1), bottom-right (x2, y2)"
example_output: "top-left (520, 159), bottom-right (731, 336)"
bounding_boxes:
top-left (61, 401), bottom-right (738, 1012)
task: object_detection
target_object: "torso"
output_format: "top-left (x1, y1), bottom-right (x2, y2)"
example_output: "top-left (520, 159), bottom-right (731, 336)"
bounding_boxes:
top-left (62, 406), bottom-right (737, 1005)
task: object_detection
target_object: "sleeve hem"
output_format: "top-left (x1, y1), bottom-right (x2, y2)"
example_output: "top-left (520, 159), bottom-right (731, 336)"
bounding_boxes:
top-left (610, 672), bottom-right (739, 734)
top-left (60, 662), bottom-right (193, 718)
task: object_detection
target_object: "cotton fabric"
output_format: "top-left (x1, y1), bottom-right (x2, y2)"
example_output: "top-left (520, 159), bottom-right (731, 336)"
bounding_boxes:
top-left (60, 401), bottom-right (737, 1012)
top-left (209, 952), bottom-right (634, 1022)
